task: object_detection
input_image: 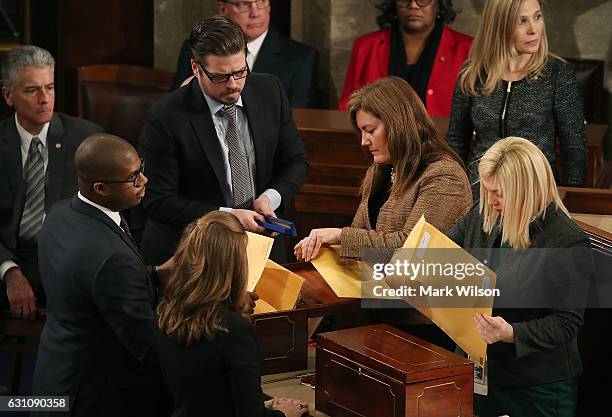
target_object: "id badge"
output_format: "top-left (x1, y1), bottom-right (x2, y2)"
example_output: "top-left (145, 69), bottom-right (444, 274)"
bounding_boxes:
top-left (470, 354), bottom-right (488, 396)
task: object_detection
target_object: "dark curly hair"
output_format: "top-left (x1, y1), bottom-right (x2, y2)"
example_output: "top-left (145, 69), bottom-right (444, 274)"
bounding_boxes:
top-left (376, 0), bottom-right (458, 28)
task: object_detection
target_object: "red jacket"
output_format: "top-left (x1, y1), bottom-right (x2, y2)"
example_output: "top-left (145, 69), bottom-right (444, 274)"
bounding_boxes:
top-left (339, 26), bottom-right (472, 117)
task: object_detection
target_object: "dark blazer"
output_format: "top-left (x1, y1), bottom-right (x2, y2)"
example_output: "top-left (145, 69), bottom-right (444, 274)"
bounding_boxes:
top-left (32, 197), bottom-right (160, 417)
top-left (446, 204), bottom-right (594, 387)
top-left (0, 113), bottom-right (101, 292)
top-left (156, 309), bottom-right (284, 417)
top-left (173, 29), bottom-right (319, 108)
top-left (139, 73), bottom-right (308, 265)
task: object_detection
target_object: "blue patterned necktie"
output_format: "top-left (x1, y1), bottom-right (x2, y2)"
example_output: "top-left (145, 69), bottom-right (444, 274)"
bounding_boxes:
top-left (219, 104), bottom-right (254, 208)
top-left (19, 137), bottom-right (45, 242)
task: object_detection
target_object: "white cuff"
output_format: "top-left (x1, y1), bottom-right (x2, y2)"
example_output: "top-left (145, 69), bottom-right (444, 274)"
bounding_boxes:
top-left (0, 260), bottom-right (19, 281)
top-left (261, 189), bottom-right (282, 212)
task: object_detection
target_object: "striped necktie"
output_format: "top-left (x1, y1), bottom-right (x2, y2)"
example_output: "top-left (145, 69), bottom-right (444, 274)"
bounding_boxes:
top-left (219, 104), bottom-right (254, 208)
top-left (19, 137), bottom-right (45, 241)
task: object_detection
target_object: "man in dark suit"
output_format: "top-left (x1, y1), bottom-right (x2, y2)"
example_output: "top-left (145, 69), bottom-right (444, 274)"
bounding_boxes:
top-left (0, 45), bottom-right (101, 319)
top-left (32, 134), bottom-right (172, 417)
top-left (140, 15), bottom-right (308, 266)
top-left (173, 0), bottom-right (319, 108)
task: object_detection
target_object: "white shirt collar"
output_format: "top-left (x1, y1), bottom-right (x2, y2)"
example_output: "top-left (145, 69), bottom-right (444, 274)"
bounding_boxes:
top-left (77, 191), bottom-right (121, 227)
top-left (15, 113), bottom-right (49, 154)
top-left (202, 91), bottom-right (244, 116)
top-left (247, 30), bottom-right (268, 67)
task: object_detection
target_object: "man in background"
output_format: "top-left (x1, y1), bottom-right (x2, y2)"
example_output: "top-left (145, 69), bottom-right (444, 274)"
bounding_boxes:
top-left (0, 45), bottom-right (102, 319)
top-left (173, 0), bottom-right (319, 108)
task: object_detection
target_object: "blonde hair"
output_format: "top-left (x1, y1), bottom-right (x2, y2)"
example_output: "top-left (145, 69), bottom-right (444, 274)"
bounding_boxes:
top-left (459, 0), bottom-right (551, 96)
top-left (157, 211), bottom-right (249, 345)
top-left (347, 76), bottom-right (464, 194)
top-left (478, 137), bottom-right (569, 248)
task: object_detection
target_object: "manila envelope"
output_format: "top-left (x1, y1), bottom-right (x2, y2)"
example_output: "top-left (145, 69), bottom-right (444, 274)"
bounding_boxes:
top-left (387, 216), bottom-right (496, 366)
top-left (311, 246), bottom-right (398, 299)
top-left (254, 260), bottom-right (305, 314)
top-left (246, 231), bottom-right (274, 292)
top-left (310, 246), bottom-right (362, 298)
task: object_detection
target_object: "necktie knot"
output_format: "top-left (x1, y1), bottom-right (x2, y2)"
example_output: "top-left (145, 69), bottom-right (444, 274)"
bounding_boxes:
top-left (219, 104), bottom-right (237, 121)
top-left (30, 136), bottom-right (42, 151)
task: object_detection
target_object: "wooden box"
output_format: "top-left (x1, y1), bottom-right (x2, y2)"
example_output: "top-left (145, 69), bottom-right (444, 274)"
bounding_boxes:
top-left (316, 324), bottom-right (474, 417)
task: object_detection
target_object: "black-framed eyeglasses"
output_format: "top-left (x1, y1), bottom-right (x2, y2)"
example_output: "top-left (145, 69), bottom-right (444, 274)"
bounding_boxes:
top-left (225, 0), bottom-right (269, 13)
top-left (197, 62), bottom-right (250, 84)
top-left (95, 158), bottom-right (145, 188)
top-left (396, 0), bottom-right (434, 8)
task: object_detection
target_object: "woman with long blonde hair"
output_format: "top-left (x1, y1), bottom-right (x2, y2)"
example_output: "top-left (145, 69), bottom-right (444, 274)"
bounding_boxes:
top-left (156, 211), bottom-right (307, 417)
top-left (447, 0), bottom-right (586, 192)
top-left (447, 137), bottom-right (593, 416)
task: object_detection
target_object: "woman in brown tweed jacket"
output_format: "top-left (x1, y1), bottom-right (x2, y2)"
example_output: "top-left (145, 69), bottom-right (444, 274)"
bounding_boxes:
top-left (295, 76), bottom-right (472, 261)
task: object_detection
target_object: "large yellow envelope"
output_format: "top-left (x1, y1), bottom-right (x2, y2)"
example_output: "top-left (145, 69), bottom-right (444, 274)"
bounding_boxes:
top-left (254, 260), bottom-right (305, 314)
top-left (310, 246), bottom-right (362, 298)
top-left (246, 231), bottom-right (274, 292)
top-left (389, 216), bottom-right (495, 366)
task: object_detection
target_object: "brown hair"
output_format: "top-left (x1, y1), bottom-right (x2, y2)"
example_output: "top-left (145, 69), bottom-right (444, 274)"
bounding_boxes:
top-left (347, 76), bottom-right (464, 194)
top-left (157, 211), bottom-right (249, 345)
top-left (189, 15), bottom-right (248, 65)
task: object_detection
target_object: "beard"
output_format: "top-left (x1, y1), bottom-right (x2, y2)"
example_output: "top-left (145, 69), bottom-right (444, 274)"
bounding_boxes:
top-left (218, 87), bottom-right (242, 105)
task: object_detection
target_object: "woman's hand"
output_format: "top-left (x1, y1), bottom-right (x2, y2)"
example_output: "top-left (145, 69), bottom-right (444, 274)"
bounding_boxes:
top-left (294, 228), bottom-right (342, 262)
top-left (270, 398), bottom-right (309, 417)
top-left (474, 313), bottom-right (514, 344)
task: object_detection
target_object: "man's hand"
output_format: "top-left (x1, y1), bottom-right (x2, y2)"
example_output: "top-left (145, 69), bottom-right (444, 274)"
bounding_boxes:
top-left (230, 209), bottom-right (266, 233)
top-left (474, 313), bottom-right (514, 344)
top-left (5, 267), bottom-right (36, 320)
top-left (294, 228), bottom-right (342, 262)
top-left (253, 195), bottom-right (275, 218)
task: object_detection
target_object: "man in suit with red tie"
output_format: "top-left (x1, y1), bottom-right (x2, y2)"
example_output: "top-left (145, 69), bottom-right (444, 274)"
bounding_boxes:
top-left (0, 45), bottom-right (101, 319)
top-left (32, 134), bottom-right (173, 416)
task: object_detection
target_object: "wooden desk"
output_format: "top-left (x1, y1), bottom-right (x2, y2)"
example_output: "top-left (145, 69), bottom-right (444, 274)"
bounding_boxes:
top-left (254, 263), bottom-right (360, 375)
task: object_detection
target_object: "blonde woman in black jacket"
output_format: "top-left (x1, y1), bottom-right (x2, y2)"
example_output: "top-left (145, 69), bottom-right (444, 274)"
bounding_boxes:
top-left (447, 137), bottom-right (593, 417)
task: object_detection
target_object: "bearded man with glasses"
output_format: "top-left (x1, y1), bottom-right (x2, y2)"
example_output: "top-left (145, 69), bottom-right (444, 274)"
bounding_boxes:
top-left (173, 0), bottom-right (319, 108)
top-left (139, 15), bottom-right (309, 266)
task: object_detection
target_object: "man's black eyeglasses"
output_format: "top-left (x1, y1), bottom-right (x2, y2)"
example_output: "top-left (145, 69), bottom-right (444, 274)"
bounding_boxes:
top-left (198, 62), bottom-right (250, 84)
top-left (95, 158), bottom-right (145, 188)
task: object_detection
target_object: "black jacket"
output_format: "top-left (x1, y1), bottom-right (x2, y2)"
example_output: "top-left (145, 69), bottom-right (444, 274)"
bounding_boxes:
top-left (32, 197), bottom-right (160, 417)
top-left (447, 58), bottom-right (587, 187)
top-left (446, 204), bottom-right (594, 386)
top-left (139, 73), bottom-right (308, 265)
top-left (0, 113), bottom-right (101, 291)
top-left (156, 309), bottom-right (284, 417)
top-left (173, 29), bottom-right (319, 108)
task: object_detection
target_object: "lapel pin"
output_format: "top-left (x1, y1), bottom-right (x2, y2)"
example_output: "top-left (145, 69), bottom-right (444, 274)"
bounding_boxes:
top-left (55, 143), bottom-right (61, 149)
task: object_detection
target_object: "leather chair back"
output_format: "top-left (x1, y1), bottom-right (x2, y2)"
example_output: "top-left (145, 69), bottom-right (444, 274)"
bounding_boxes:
top-left (77, 65), bottom-right (173, 147)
